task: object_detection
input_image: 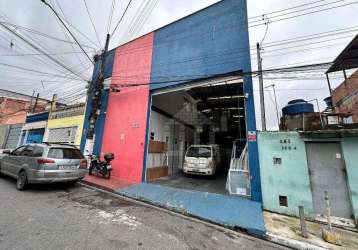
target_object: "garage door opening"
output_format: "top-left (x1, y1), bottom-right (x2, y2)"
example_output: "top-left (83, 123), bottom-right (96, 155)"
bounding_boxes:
top-left (145, 76), bottom-right (248, 196)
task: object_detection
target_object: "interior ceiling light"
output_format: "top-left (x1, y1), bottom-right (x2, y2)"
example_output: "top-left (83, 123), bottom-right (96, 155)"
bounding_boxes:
top-left (207, 95), bottom-right (244, 101)
top-left (214, 107), bottom-right (244, 110)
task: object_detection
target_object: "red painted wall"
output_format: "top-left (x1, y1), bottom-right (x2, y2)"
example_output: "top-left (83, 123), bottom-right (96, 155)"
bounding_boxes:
top-left (100, 33), bottom-right (154, 183)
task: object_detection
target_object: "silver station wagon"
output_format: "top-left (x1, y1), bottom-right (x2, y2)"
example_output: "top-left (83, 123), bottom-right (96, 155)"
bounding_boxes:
top-left (0, 143), bottom-right (87, 190)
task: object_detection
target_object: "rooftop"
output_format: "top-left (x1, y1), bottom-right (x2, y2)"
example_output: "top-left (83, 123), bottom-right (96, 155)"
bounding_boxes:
top-left (0, 88), bottom-right (51, 103)
top-left (326, 34), bottom-right (358, 73)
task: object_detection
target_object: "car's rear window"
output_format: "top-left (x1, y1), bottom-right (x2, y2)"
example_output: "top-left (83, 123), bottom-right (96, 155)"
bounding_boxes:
top-left (47, 148), bottom-right (84, 159)
top-left (186, 147), bottom-right (212, 158)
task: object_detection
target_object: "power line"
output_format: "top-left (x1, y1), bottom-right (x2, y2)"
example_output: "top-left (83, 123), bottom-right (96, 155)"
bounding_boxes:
top-left (249, 0), bottom-right (327, 19)
top-left (110, 0), bottom-right (133, 38)
top-left (0, 62), bottom-right (84, 80)
top-left (0, 51), bottom-right (92, 57)
top-left (105, 62), bottom-right (334, 88)
top-left (249, 0), bottom-right (345, 24)
top-left (40, 0), bottom-right (95, 65)
top-left (52, 3), bottom-right (88, 73)
top-left (261, 25), bottom-right (358, 48)
top-left (107, 0), bottom-right (116, 34)
top-left (249, 1), bottom-right (358, 28)
top-left (0, 22), bottom-right (77, 76)
top-left (0, 22), bottom-right (88, 80)
top-left (52, 0), bottom-right (99, 49)
top-left (83, 0), bottom-right (102, 47)
top-left (123, 0), bottom-right (159, 42)
top-left (263, 35), bottom-right (353, 53)
top-left (0, 21), bottom-right (95, 49)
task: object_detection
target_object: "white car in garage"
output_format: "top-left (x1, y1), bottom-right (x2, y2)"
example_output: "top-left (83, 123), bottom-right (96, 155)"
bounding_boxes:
top-left (183, 145), bottom-right (221, 176)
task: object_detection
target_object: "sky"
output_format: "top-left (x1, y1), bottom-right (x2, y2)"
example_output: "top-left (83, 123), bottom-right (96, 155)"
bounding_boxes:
top-left (0, 0), bottom-right (357, 130)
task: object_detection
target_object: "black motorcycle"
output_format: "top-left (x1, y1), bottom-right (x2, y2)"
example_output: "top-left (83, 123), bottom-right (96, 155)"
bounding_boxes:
top-left (88, 153), bottom-right (114, 179)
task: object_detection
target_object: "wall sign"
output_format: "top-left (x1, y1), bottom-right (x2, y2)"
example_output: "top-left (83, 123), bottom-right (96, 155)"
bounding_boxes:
top-left (248, 131), bottom-right (257, 142)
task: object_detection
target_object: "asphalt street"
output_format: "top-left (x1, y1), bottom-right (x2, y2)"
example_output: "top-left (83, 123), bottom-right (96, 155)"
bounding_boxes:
top-left (0, 176), bottom-right (287, 250)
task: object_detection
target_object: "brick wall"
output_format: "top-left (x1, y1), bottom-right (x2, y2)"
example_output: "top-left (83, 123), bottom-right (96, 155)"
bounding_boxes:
top-left (0, 97), bottom-right (48, 125)
top-left (332, 70), bottom-right (358, 123)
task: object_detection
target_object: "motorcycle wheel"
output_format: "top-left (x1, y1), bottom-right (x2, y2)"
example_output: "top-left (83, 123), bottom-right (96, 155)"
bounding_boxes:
top-left (88, 165), bottom-right (93, 175)
top-left (104, 170), bottom-right (111, 179)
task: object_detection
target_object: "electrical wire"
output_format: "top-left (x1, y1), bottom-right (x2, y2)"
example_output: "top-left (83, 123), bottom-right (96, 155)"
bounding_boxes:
top-left (248, 0), bottom-right (327, 19)
top-left (249, 0), bottom-right (345, 24)
top-left (83, 0), bottom-right (102, 47)
top-left (0, 22), bottom-right (89, 80)
top-left (106, 0), bottom-right (116, 34)
top-left (0, 62), bottom-right (85, 80)
top-left (249, 1), bottom-right (358, 28)
top-left (41, 0), bottom-right (95, 65)
top-left (0, 21), bottom-right (95, 50)
top-left (110, 0), bottom-right (133, 38)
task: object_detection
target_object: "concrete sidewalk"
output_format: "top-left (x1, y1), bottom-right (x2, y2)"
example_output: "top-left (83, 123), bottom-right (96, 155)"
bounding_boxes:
top-left (264, 211), bottom-right (358, 250)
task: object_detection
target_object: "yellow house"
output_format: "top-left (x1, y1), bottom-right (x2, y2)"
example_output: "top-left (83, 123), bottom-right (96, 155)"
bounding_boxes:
top-left (44, 104), bottom-right (85, 146)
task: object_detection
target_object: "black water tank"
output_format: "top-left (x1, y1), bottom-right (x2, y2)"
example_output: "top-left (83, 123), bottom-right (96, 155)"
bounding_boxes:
top-left (324, 96), bottom-right (333, 108)
top-left (282, 99), bottom-right (314, 116)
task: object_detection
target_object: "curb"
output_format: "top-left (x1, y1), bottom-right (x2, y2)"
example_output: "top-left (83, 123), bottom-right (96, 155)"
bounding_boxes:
top-left (80, 179), bottom-right (115, 193)
top-left (267, 233), bottom-right (329, 250)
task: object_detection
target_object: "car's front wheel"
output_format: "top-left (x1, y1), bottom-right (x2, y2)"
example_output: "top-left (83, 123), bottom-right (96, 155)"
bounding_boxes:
top-left (16, 171), bottom-right (28, 190)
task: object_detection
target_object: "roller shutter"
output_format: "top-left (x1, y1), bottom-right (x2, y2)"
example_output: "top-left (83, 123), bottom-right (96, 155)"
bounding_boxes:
top-left (47, 126), bottom-right (77, 144)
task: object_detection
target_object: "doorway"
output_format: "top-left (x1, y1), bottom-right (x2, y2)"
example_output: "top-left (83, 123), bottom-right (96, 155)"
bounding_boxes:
top-left (306, 142), bottom-right (353, 219)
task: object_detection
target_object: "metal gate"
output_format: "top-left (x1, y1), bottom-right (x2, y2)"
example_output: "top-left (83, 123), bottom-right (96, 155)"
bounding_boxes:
top-left (5, 124), bottom-right (23, 149)
top-left (26, 128), bottom-right (45, 144)
top-left (306, 142), bottom-right (353, 219)
top-left (47, 127), bottom-right (77, 144)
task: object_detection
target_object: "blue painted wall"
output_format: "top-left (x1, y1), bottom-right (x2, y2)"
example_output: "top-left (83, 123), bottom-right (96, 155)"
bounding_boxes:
top-left (26, 112), bottom-right (49, 123)
top-left (92, 90), bottom-right (109, 156)
top-left (150, 0), bottom-right (261, 201)
top-left (150, 0), bottom-right (251, 90)
top-left (80, 50), bottom-right (115, 152)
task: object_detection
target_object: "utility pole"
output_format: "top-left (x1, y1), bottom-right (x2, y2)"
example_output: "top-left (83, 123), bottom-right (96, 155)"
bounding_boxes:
top-left (87, 34), bottom-right (110, 139)
top-left (265, 84), bottom-right (280, 129)
top-left (29, 90), bottom-right (35, 112)
top-left (32, 93), bottom-right (39, 113)
top-left (257, 42), bottom-right (266, 131)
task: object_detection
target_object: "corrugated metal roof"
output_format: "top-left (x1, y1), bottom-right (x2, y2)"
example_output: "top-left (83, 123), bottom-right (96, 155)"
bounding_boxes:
top-left (326, 35), bottom-right (358, 73)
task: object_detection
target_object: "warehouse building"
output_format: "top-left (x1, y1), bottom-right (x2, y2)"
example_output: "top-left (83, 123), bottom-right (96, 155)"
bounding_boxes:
top-left (81, 0), bottom-right (262, 203)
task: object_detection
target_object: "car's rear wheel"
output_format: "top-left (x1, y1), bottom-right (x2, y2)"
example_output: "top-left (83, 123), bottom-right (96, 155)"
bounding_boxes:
top-left (16, 171), bottom-right (28, 190)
